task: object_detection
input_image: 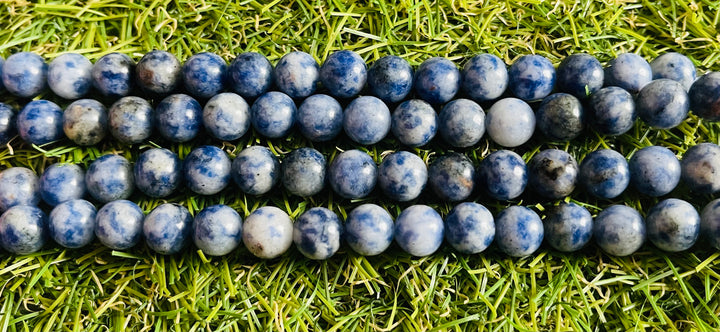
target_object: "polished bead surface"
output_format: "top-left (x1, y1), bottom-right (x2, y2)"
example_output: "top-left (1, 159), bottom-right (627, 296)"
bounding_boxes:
top-left (85, 154), bottom-right (134, 203)
top-left (231, 146), bottom-right (280, 195)
top-left (0, 103), bottom-right (16, 145)
top-left (228, 52), bottom-right (273, 99)
top-left (588, 87), bottom-right (636, 136)
top-left (604, 53), bottom-right (652, 93)
top-left (203, 92), bottom-right (250, 141)
top-left (528, 149), bottom-right (578, 200)
top-left (556, 53), bottom-right (604, 99)
top-left (49, 199), bottom-right (96, 248)
top-left (47, 53), bottom-right (92, 99)
top-left (281, 148), bottom-right (326, 197)
top-left (391, 99), bottom-right (437, 147)
top-left (91, 53), bottom-right (134, 98)
top-left (320, 50), bottom-right (367, 98)
top-left (155, 93), bottom-right (203, 142)
top-left (477, 150), bottom-right (527, 201)
top-left (0, 205), bottom-right (47, 254)
top-left (636, 79), bottom-right (689, 129)
top-left (629, 146), bottom-right (680, 197)
top-left (461, 53), bottom-right (508, 102)
top-left (0, 167), bottom-right (40, 212)
top-left (344, 204), bottom-right (394, 256)
top-left (95, 200), bottom-right (144, 250)
top-left (293, 207), bottom-right (343, 260)
top-left (495, 206), bottom-right (544, 257)
top-left (63, 99), bottom-right (108, 146)
top-left (1, 52), bottom-right (47, 98)
top-left (378, 151), bottom-right (427, 202)
top-left (108, 96), bottom-right (153, 144)
top-left (394, 205), bottom-right (444, 257)
top-left (438, 99), bottom-right (485, 148)
top-left (183, 145), bottom-right (231, 195)
top-left (327, 149), bottom-right (377, 199)
top-left (143, 203), bottom-right (193, 255)
top-left (543, 202), bottom-right (592, 252)
top-left (593, 205), bottom-right (645, 256)
top-left (428, 153), bottom-right (475, 202)
top-left (508, 55), bottom-right (555, 101)
top-left (17, 100), bottom-right (64, 145)
top-left (250, 91), bottom-right (296, 138)
top-left (688, 72), bottom-right (720, 121)
top-left (681, 143), bottom-right (720, 194)
top-left (650, 52), bottom-right (696, 91)
top-left (297, 94), bottom-right (343, 142)
top-left (444, 202), bottom-right (495, 254)
top-left (182, 52), bottom-right (227, 99)
top-left (136, 50), bottom-right (181, 95)
top-left (274, 51), bottom-right (319, 99)
top-left (485, 97), bottom-right (535, 147)
top-left (536, 93), bottom-right (584, 141)
top-left (700, 199), bottom-right (720, 250)
top-left (367, 55), bottom-right (413, 103)
top-left (242, 206), bottom-right (293, 259)
top-left (134, 148), bottom-right (182, 198)
top-left (193, 204), bottom-right (243, 256)
top-left (414, 57), bottom-right (461, 104)
top-left (40, 163), bottom-right (85, 206)
top-left (579, 149), bottom-right (629, 199)
top-left (646, 198), bottom-right (699, 252)
top-left (343, 96), bottom-right (391, 145)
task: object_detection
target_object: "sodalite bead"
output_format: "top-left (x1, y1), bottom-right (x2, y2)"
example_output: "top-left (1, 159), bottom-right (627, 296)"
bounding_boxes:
top-left (629, 146), bottom-right (680, 197)
top-left (297, 94), bottom-right (343, 142)
top-left (49, 199), bottom-right (96, 248)
top-left (593, 205), bottom-right (645, 256)
top-left (193, 204), bottom-right (243, 256)
top-left (543, 203), bottom-right (592, 252)
top-left (508, 55), bottom-right (555, 101)
top-left (95, 200), bottom-right (144, 250)
top-left (183, 146), bottom-right (232, 195)
top-left (91, 53), bottom-right (134, 98)
top-left (1, 52), bottom-right (47, 98)
top-left (391, 99), bottom-right (437, 147)
top-left (134, 148), bottom-right (182, 198)
top-left (650, 52), bottom-right (697, 91)
top-left (579, 149), bottom-right (629, 199)
top-left (203, 93), bottom-right (250, 141)
top-left (528, 149), bottom-right (578, 200)
top-left (0, 167), bottom-right (40, 212)
top-left (681, 143), bottom-right (720, 194)
top-left (232, 146), bottom-right (280, 195)
top-left (588, 87), bottom-right (636, 136)
top-left (242, 206), bottom-right (293, 259)
top-left (343, 96), bottom-right (391, 145)
top-left (604, 53), bottom-right (652, 93)
top-left (461, 53), bottom-right (508, 102)
top-left (274, 51), bottom-right (320, 99)
top-left (428, 153), bottom-right (475, 202)
top-left (636, 79), bottom-right (689, 129)
top-left (394, 205), bottom-right (444, 257)
top-left (108, 96), bottom-right (153, 144)
top-left (40, 163), bottom-right (85, 206)
top-left (328, 149), bottom-right (377, 199)
top-left (0, 103), bottom-right (17, 145)
top-left (495, 206), bottom-right (544, 257)
top-left (85, 154), bottom-right (134, 203)
top-left (344, 204), bottom-right (394, 256)
top-left (250, 91), bottom-right (296, 138)
top-left (646, 198), bottom-right (699, 252)
top-left (143, 203), bottom-right (193, 255)
top-left (556, 54), bottom-right (604, 99)
top-left (444, 202), bottom-right (495, 254)
top-left (63, 99), bottom-right (108, 146)
top-left (293, 207), bottom-right (343, 260)
top-left (182, 52), bottom-right (227, 99)
top-left (228, 52), bottom-right (273, 99)
top-left (378, 151), bottom-right (428, 202)
top-left (17, 100), bottom-right (64, 145)
top-left (536, 93), bottom-right (585, 141)
top-left (700, 199), bottom-right (720, 250)
top-left (367, 55), bottom-right (413, 103)
top-left (47, 53), bottom-right (92, 99)
top-left (320, 50), bottom-right (367, 98)
top-left (414, 57), bottom-right (461, 104)
top-left (477, 150), bottom-right (527, 201)
top-left (485, 98), bottom-right (535, 147)
top-left (155, 94), bottom-right (203, 142)
top-left (688, 72), bottom-right (720, 121)
top-left (282, 148), bottom-right (326, 197)
top-left (438, 99), bottom-right (485, 148)
top-left (0, 205), bottom-right (47, 254)
top-left (136, 50), bottom-right (181, 95)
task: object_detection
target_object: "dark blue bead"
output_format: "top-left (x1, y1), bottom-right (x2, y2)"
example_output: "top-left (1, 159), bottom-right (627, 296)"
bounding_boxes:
top-left (495, 206), bottom-right (544, 257)
top-left (508, 55), bottom-right (555, 101)
top-left (461, 53), bottom-right (508, 102)
top-left (17, 100), bottom-right (64, 145)
top-left (85, 154), bottom-right (134, 203)
top-left (63, 99), bottom-right (108, 146)
top-left (444, 202), bottom-right (495, 254)
top-left (476, 150), bottom-right (527, 201)
top-left (414, 57), bottom-right (461, 104)
top-left (604, 53), bottom-right (652, 93)
top-left (228, 52), bottom-right (273, 99)
top-left (193, 204), bottom-right (243, 256)
top-left (49, 199), bottom-right (96, 248)
top-left (281, 148), bottom-right (326, 197)
top-left (651, 52), bottom-right (697, 91)
top-left (95, 200), bottom-right (144, 250)
top-left (536, 93), bottom-right (584, 141)
top-left (155, 94), bottom-right (203, 142)
top-left (143, 203), bottom-right (192, 255)
top-left (428, 153), bottom-right (475, 202)
top-left (543, 203), bottom-right (592, 252)
top-left (528, 149), bottom-right (578, 200)
top-left (394, 205), bottom-right (444, 257)
top-left (579, 149), bottom-right (629, 199)
top-left (182, 52), bottom-right (227, 99)
top-left (700, 199), bottom-right (720, 250)
top-left (250, 91), bottom-right (296, 138)
top-left (242, 206), bottom-right (293, 259)
top-left (438, 99), bottom-right (485, 148)
top-left (556, 54), bottom-right (603, 99)
top-left (136, 50), bottom-right (181, 95)
top-left (47, 53), bottom-right (92, 99)
top-left (588, 87), bottom-right (636, 136)
top-left (391, 99), bottom-right (437, 147)
top-left (293, 207), bottom-right (342, 260)
top-left (485, 98), bottom-right (535, 147)
top-left (593, 205), bottom-right (645, 256)
top-left (1, 52), bottom-right (47, 98)
top-left (91, 53), bottom-right (134, 98)
top-left (0, 103), bottom-right (17, 145)
top-left (0, 205), bottom-right (47, 254)
top-left (0, 167), bottom-right (40, 212)
top-left (40, 163), bottom-right (85, 206)
top-left (636, 79), bottom-right (689, 129)
top-left (183, 145), bottom-right (231, 195)
top-left (320, 50), bottom-right (366, 98)
top-left (297, 94), bottom-right (343, 142)
top-left (344, 204), bottom-right (394, 256)
top-left (688, 72), bottom-right (720, 121)
top-left (629, 146), bottom-right (680, 197)
top-left (681, 143), bottom-right (720, 194)
top-left (274, 51), bottom-right (319, 99)
top-left (343, 96), bottom-right (391, 145)
top-left (328, 149), bottom-right (377, 199)
top-left (203, 93), bottom-right (250, 141)
top-left (378, 151), bottom-right (427, 202)
top-left (646, 198), bottom-right (699, 252)
top-left (134, 148), bottom-right (182, 198)
top-left (108, 96), bottom-right (154, 144)
top-left (367, 55), bottom-right (413, 103)
top-left (231, 146), bottom-right (280, 195)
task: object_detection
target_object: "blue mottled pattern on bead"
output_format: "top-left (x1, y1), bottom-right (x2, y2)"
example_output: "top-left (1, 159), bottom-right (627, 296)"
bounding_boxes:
top-left (108, 96), bottom-right (153, 144)
top-left (636, 79), bottom-right (689, 129)
top-left (528, 149), bottom-right (578, 200)
top-left (0, 167), bottom-right (40, 212)
top-left (495, 206), bottom-right (544, 257)
top-left (49, 199), bottom-right (96, 248)
top-left (63, 99), bottom-right (108, 146)
top-left (701, 199), bottom-right (720, 250)
top-left (1, 52), bottom-right (47, 98)
top-left (544, 203), bottom-right (592, 252)
top-left (136, 50), bottom-right (181, 95)
top-left (688, 72), bottom-right (720, 121)
top-left (367, 55), bottom-right (413, 103)
top-left (444, 202), bottom-right (495, 254)
top-left (0, 205), bottom-right (47, 254)
top-left (297, 94), bottom-right (343, 142)
top-left (462, 54), bottom-right (508, 102)
top-left (40, 163), bottom-right (85, 206)
top-left (651, 52), bottom-right (697, 91)
top-left (293, 207), bottom-right (343, 260)
top-left (203, 93), bottom-right (250, 141)
top-left (228, 52), bottom-right (274, 99)
top-left (183, 145), bottom-right (231, 195)
top-left (556, 54), bottom-right (604, 99)
top-left (646, 198), bottom-right (699, 252)
top-left (91, 53), bottom-right (134, 98)
top-left (48, 53), bottom-right (92, 99)
top-left (477, 150), bottom-right (527, 201)
top-left (85, 154), bottom-right (134, 203)
top-left (344, 204), bottom-right (394, 256)
top-left (17, 100), bottom-right (64, 145)
top-left (579, 149), bottom-right (629, 199)
top-left (536, 93), bottom-right (585, 141)
top-left (428, 153), bottom-right (475, 202)
top-left (508, 55), bottom-right (556, 101)
top-left (155, 94), bottom-right (203, 142)
top-left (242, 206), bottom-right (293, 259)
top-left (182, 52), bottom-right (227, 99)
top-left (485, 98), bottom-right (535, 147)
top-left (378, 151), bottom-right (427, 202)
top-left (328, 150), bottom-right (377, 199)
top-left (438, 99), bottom-right (485, 148)
top-left (588, 87), bottom-right (636, 136)
top-left (681, 143), bottom-right (720, 194)
top-left (629, 146), bottom-right (680, 197)
top-left (232, 146), bottom-right (280, 195)
top-left (282, 148), bottom-right (326, 197)
top-left (320, 50), bottom-right (367, 98)
top-left (143, 203), bottom-right (192, 255)
top-left (391, 99), bottom-right (437, 147)
top-left (394, 205), bottom-right (444, 257)
top-left (193, 204), bottom-right (243, 256)
top-left (593, 205), bottom-right (646, 256)
top-left (95, 200), bottom-right (144, 250)
top-left (274, 51), bottom-right (319, 98)
top-left (134, 148), bottom-right (182, 198)
top-left (343, 96), bottom-right (391, 145)
top-left (0, 103), bottom-right (17, 145)
top-left (414, 57), bottom-right (461, 104)
top-left (604, 53), bottom-right (652, 93)
top-left (250, 91), bottom-right (296, 138)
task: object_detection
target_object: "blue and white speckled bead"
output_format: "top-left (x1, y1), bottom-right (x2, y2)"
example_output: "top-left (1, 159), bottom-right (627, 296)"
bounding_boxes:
top-left (17, 100), bottom-right (64, 145)
top-left (242, 206), bottom-right (294, 259)
top-left (47, 53), bottom-right (92, 99)
top-left (650, 52), bottom-right (697, 91)
top-left (203, 92), bottom-right (250, 141)
top-left (444, 202), bottom-right (495, 254)
top-left (108, 96), bottom-right (154, 144)
top-left (228, 52), bottom-right (274, 99)
top-left (282, 148), bottom-right (326, 197)
top-left (63, 99), bottom-right (108, 146)
top-left (428, 153), bottom-right (475, 202)
top-left (155, 94), bottom-right (203, 142)
top-left (91, 53), bottom-right (134, 98)
top-left (193, 204), bottom-right (243, 256)
top-left (49, 199), bottom-right (96, 248)
top-left (593, 205), bottom-right (646, 256)
top-left (414, 57), bottom-right (461, 104)
top-left (495, 206), bottom-right (544, 257)
top-left (293, 207), bottom-right (343, 260)
top-left (508, 55), bottom-right (556, 101)
top-left (250, 91), bottom-right (297, 138)
top-left (579, 149), bottom-right (629, 199)
top-left (297, 94), bottom-right (343, 142)
top-left (485, 98), bottom-right (535, 147)
top-left (95, 200), bottom-right (144, 250)
top-left (476, 150), bottom-right (527, 201)
top-left (40, 163), bottom-right (85, 206)
top-left (143, 203), bottom-right (193, 255)
top-left (438, 99), bottom-right (485, 148)
top-left (367, 55), bottom-right (413, 103)
top-left (527, 149), bottom-right (578, 200)
top-left (85, 154), bottom-right (134, 203)
top-left (274, 51), bottom-right (320, 99)
top-left (344, 204), bottom-right (394, 256)
top-left (700, 199), bottom-right (720, 250)
top-left (688, 72), bottom-right (720, 121)
top-left (556, 54), bottom-right (604, 99)
top-left (629, 146), bottom-right (680, 197)
top-left (681, 143), bottom-right (720, 194)
top-left (328, 149), bottom-right (377, 199)
top-left (646, 198), bottom-right (699, 252)
top-left (378, 151), bottom-right (427, 202)
top-left (134, 148), bottom-right (182, 198)
top-left (231, 146), bottom-right (280, 195)
top-left (0, 205), bottom-right (47, 254)
top-left (461, 53), bottom-right (508, 102)
top-left (604, 53), bottom-right (652, 93)
top-left (183, 145), bottom-right (232, 195)
top-left (136, 50), bottom-right (182, 95)
top-left (320, 50), bottom-right (367, 98)
top-left (0, 167), bottom-right (40, 212)
top-left (0, 103), bottom-right (16, 145)
top-left (1, 52), bottom-right (47, 98)
top-left (182, 52), bottom-right (227, 99)
top-left (536, 93), bottom-right (585, 142)
top-left (543, 202), bottom-right (592, 252)
top-left (391, 99), bottom-right (438, 147)
top-left (636, 79), bottom-right (689, 129)
top-left (343, 96), bottom-right (391, 145)
top-left (394, 205), bottom-right (444, 257)
top-left (588, 86), bottom-right (636, 136)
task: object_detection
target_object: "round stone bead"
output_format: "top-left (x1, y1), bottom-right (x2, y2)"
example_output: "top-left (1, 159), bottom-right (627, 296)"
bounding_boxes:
top-left (444, 202), bottom-right (495, 254)
top-left (414, 57), bottom-right (461, 104)
top-left (1, 52), bottom-right (47, 98)
top-left (293, 207), bottom-right (343, 260)
top-left (588, 87), bottom-right (636, 136)
top-left (378, 151), bottom-right (428, 202)
top-left (320, 50), bottom-right (367, 98)
top-left (476, 150), bottom-right (527, 201)
top-left (297, 94), bottom-right (343, 142)
top-left (394, 205), bottom-right (444, 257)
top-left (91, 53), bottom-right (134, 98)
top-left (646, 198), bottom-right (700, 252)
top-left (543, 202), bottom-right (592, 252)
top-left (636, 79), bottom-right (689, 129)
top-left (242, 206), bottom-right (293, 259)
top-left (134, 148), bottom-right (182, 198)
top-left (0, 167), bottom-right (40, 212)
top-left (593, 205), bottom-right (646, 256)
top-left (343, 96), bottom-right (391, 145)
top-left (231, 146), bottom-right (280, 195)
top-left (438, 99), bottom-right (485, 148)
top-left (327, 149), bottom-right (377, 199)
top-left (629, 146), bottom-right (680, 197)
top-left (203, 92), bottom-right (250, 141)
top-left (47, 53), bottom-right (92, 99)
top-left (700, 199), bottom-right (720, 250)
top-left (183, 145), bottom-right (232, 195)
top-left (604, 53), bottom-right (652, 93)
top-left (17, 100), bottom-right (64, 145)
top-left (391, 99), bottom-right (437, 147)
top-left (650, 52), bottom-right (697, 91)
top-left (508, 54), bottom-right (556, 101)
top-left (136, 50), bottom-right (181, 95)
top-left (155, 94), bottom-right (203, 142)
top-left (681, 143), bottom-right (720, 194)
top-left (0, 205), bottom-right (47, 254)
top-left (461, 53), bottom-right (508, 102)
top-left (49, 199), bottom-right (96, 248)
top-left (528, 149), bottom-right (578, 200)
top-left (95, 200), bottom-right (144, 250)
top-left (556, 53), bottom-right (604, 99)
top-left (367, 55), bottom-right (413, 103)
top-left (193, 204), bottom-right (243, 256)
top-left (63, 99), bottom-right (108, 146)
top-left (108, 96), bottom-right (154, 144)
top-left (485, 98), bottom-right (535, 147)
top-left (182, 52), bottom-right (227, 99)
top-left (274, 51), bottom-right (319, 99)
top-left (495, 206), bottom-right (544, 257)
top-left (579, 149), bottom-right (629, 199)
top-left (428, 153), bottom-right (475, 202)
top-left (143, 203), bottom-right (193, 255)
top-left (281, 148), bottom-right (326, 197)
top-left (344, 204), bottom-right (394, 256)
top-left (688, 72), bottom-right (720, 121)
top-left (0, 103), bottom-right (16, 145)
top-left (250, 91), bottom-right (296, 138)
top-left (85, 154), bottom-right (134, 203)
top-left (228, 52), bottom-right (274, 99)
top-left (536, 93), bottom-right (585, 141)
top-left (40, 163), bottom-right (85, 206)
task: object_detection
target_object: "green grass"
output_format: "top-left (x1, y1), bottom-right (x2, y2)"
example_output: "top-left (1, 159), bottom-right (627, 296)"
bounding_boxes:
top-left (1, 0), bottom-right (720, 330)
